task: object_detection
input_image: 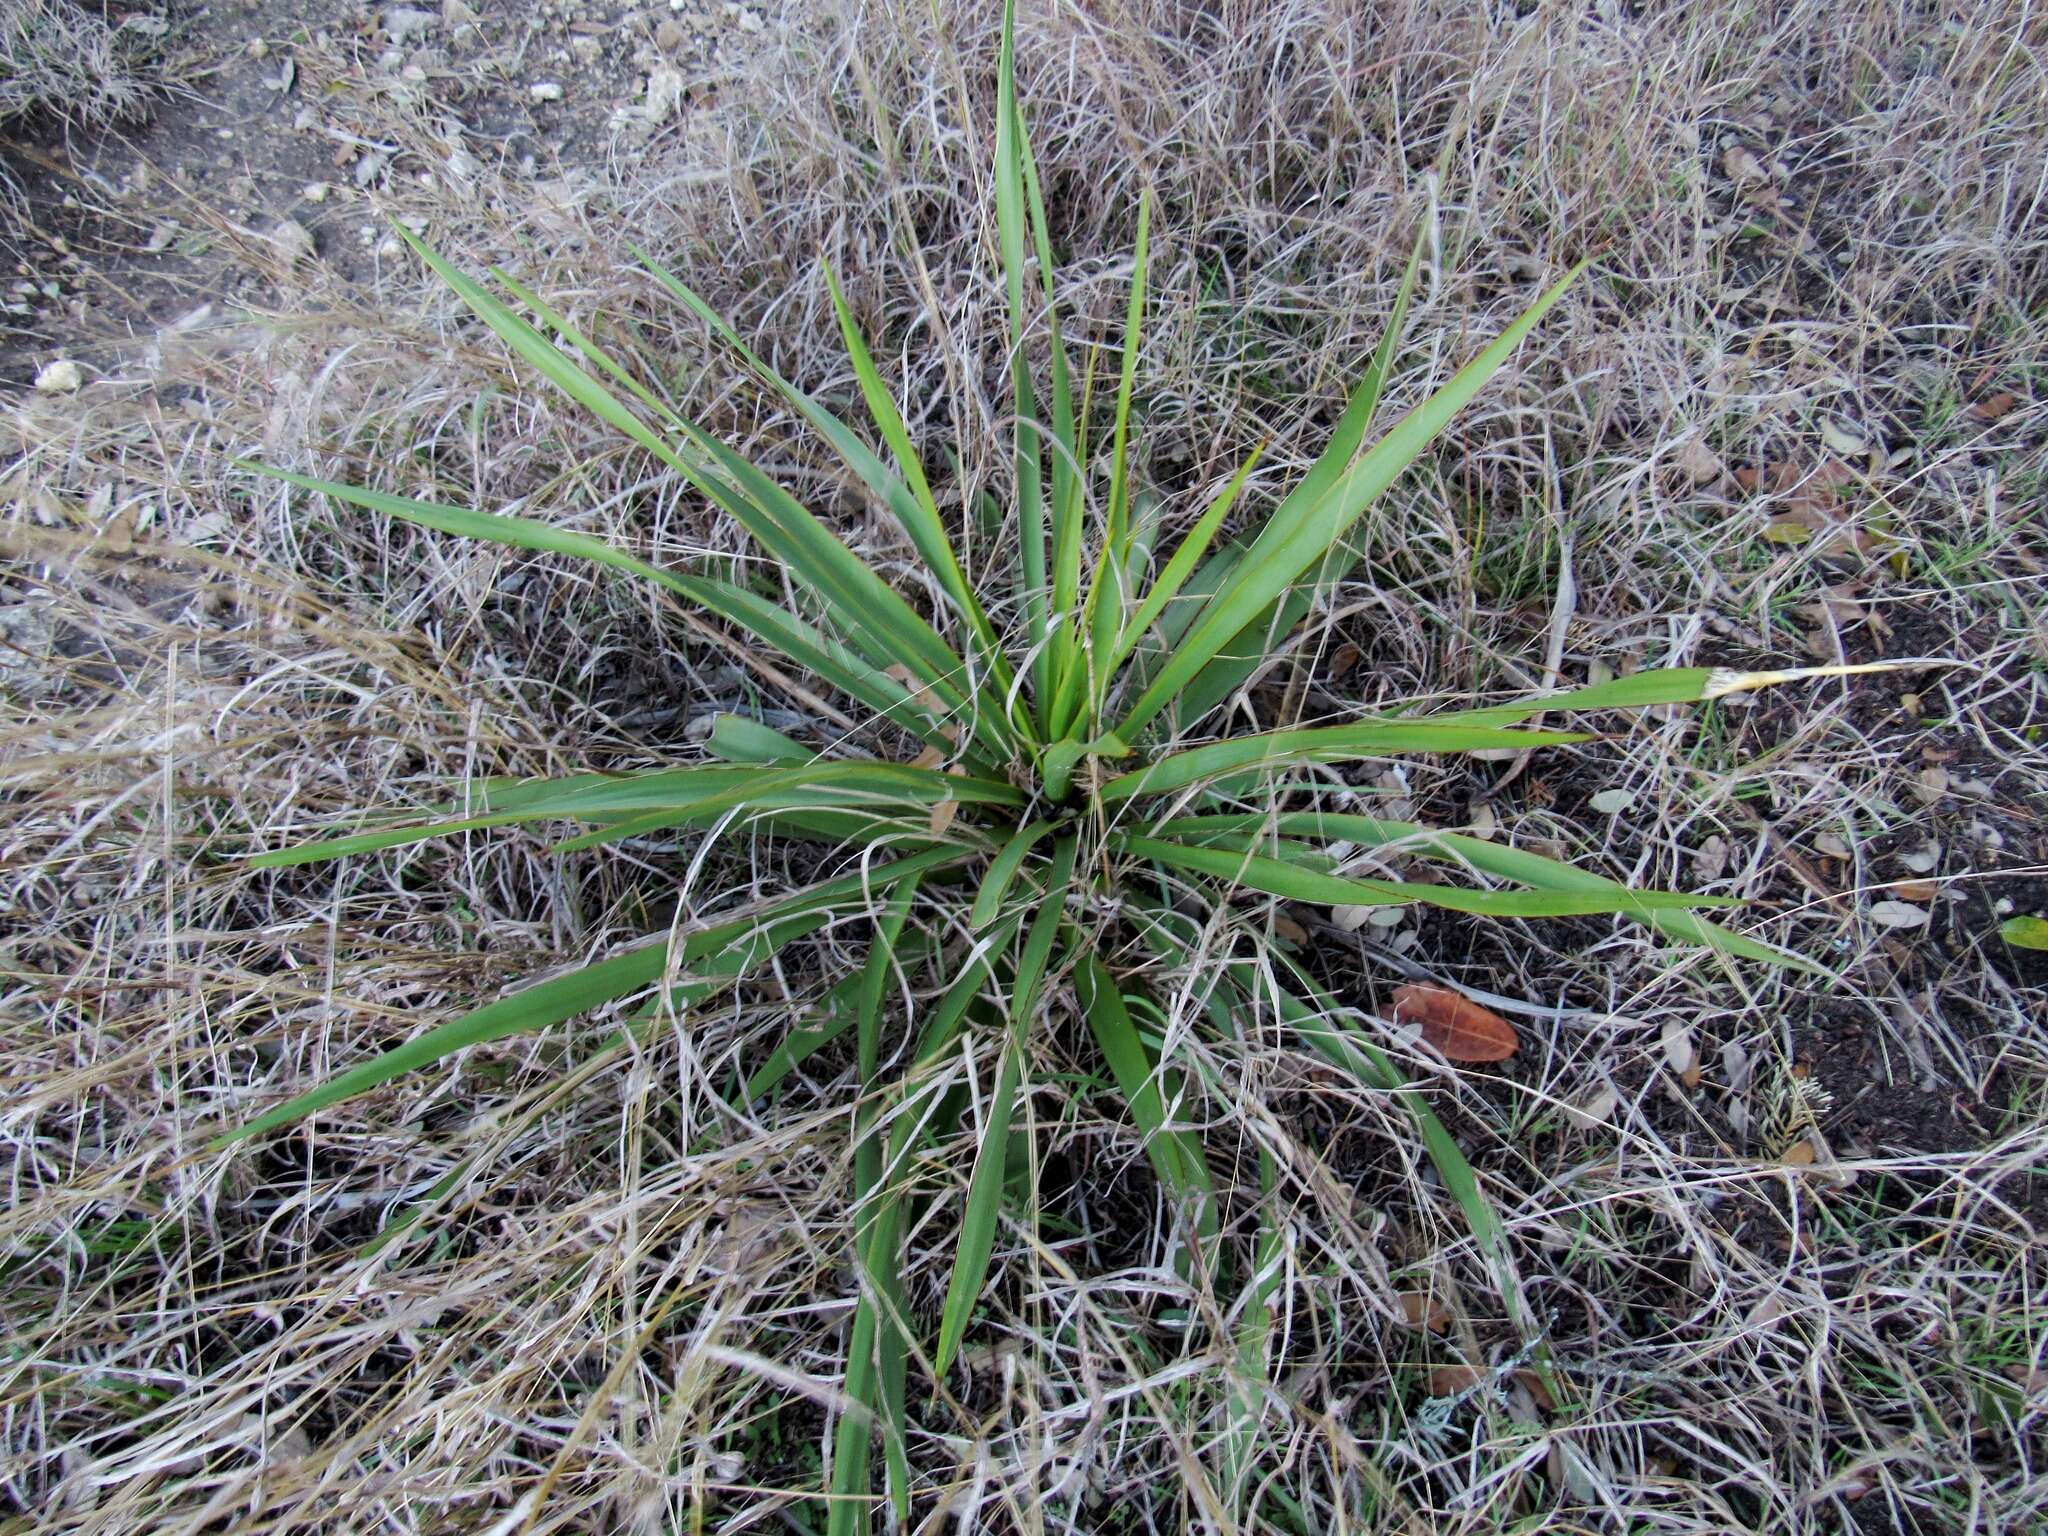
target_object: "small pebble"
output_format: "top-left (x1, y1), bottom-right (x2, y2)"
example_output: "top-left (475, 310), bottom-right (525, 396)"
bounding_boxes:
top-left (530, 81), bottom-right (565, 102)
top-left (34, 359), bottom-right (83, 393)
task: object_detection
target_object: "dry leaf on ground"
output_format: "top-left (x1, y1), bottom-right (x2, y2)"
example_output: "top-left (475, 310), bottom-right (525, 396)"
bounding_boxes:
top-left (1390, 983), bottom-right (1518, 1062)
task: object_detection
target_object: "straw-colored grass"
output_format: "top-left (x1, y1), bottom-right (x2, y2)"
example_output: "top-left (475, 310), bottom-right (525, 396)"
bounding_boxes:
top-left (4, 2), bottom-right (2043, 1532)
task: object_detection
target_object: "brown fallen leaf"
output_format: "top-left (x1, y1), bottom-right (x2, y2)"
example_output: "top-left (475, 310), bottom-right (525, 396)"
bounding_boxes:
top-left (1395, 1291), bottom-right (1450, 1333)
top-left (1327, 641), bottom-right (1362, 680)
top-left (926, 799), bottom-right (959, 837)
top-left (1733, 461), bottom-right (1801, 495)
top-left (883, 662), bottom-right (943, 712)
top-left (1888, 879), bottom-right (1938, 902)
top-left (1390, 983), bottom-right (1517, 1062)
top-left (1427, 1363), bottom-right (1484, 1397)
top-left (1969, 391), bottom-right (2020, 422)
top-left (1512, 1368), bottom-right (1557, 1413)
top-left (1271, 912), bottom-right (1308, 947)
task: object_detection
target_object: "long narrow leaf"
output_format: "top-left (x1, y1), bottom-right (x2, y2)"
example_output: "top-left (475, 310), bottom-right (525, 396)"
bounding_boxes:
top-left (1097, 720), bottom-right (1590, 803)
top-left (934, 835), bottom-right (1078, 1373)
top-left (1074, 955), bottom-right (1215, 1250)
top-left (1160, 810), bottom-right (1816, 969)
top-left (970, 819), bottom-right (1059, 930)
top-left (1109, 441), bottom-right (1264, 677)
top-left (1415, 660), bottom-right (1908, 726)
top-left (400, 229), bottom-right (996, 761)
top-left (1119, 258), bottom-right (1582, 737)
top-left (1154, 235), bottom-right (1425, 728)
top-left (242, 468), bottom-right (968, 757)
top-left (820, 260), bottom-right (1009, 678)
top-left (213, 847), bottom-right (964, 1147)
top-left (846, 879), bottom-right (920, 1529)
top-left (1252, 957), bottom-right (1546, 1361)
top-left (1119, 833), bottom-right (1734, 918)
top-left (1015, 54), bottom-right (1082, 708)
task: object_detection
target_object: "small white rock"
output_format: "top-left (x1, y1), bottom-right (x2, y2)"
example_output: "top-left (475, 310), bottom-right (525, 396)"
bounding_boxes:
top-left (530, 81), bottom-right (565, 102)
top-left (644, 65), bottom-right (685, 122)
top-left (1821, 418), bottom-right (1868, 458)
top-left (33, 359), bottom-right (82, 393)
top-left (270, 218), bottom-right (316, 264)
top-left (1868, 900), bottom-right (1930, 930)
top-left (384, 6), bottom-right (438, 42)
top-left (1590, 788), bottom-right (1635, 815)
top-left (302, 181), bottom-right (330, 203)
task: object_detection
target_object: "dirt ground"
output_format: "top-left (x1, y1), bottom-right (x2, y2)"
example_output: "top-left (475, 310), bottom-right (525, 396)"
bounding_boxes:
top-left (4, 0), bottom-right (770, 368)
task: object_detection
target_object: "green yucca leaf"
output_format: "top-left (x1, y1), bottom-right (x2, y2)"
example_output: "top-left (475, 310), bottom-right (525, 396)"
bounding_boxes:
top-left (1253, 958), bottom-right (1547, 1361)
top-left (1418, 659), bottom-right (1909, 725)
top-left (819, 259), bottom-right (1012, 687)
top-left (1074, 954), bottom-right (1216, 1248)
top-left (1097, 720), bottom-right (1592, 803)
top-left (1156, 809), bottom-right (1817, 968)
top-left (935, 834), bottom-right (1078, 1375)
top-left (1221, 1147), bottom-right (1284, 1513)
top-left (1104, 192), bottom-right (1150, 563)
top-left (1118, 257), bottom-right (1583, 739)
top-left (707, 714), bottom-right (812, 766)
top-left (1159, 235), bottom-right (1424, 728)
top-left (1109, 440), bottom-right (1263, 677)
top-left (239, 467), bottom-right (971, 758)
top-left (836, 875), bottom-right (921, 1535)
top-left (212, 847), bottom-right (963, 1148)
top-left (638, 249), bottom-right (1024, 721)
top-left (1118, 833), bottom-right (1735, 918)
top-left (400, 229), bottom-right (1007, 765)
top-left (1051, 190), bottom-right (1152, 743)
top-left (1015, 59), bottom-right (1083, 713)
top-left (994, 0), bottom-right (1052, 735)
top-left (970, 819), bottom-right (1060, 930)
top-left (252, 761), bottom-right (1012, 868)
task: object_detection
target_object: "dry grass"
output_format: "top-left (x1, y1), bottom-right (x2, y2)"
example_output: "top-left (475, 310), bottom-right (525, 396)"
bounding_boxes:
top-left (0, 0), bottom-right (160, 128)
top-left (4, 1), bottom-right (2045, 1531)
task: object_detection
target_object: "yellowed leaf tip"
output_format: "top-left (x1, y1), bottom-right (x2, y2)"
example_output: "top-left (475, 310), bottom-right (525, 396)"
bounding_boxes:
top-left (1702, 660), bottom-right (1929, 701)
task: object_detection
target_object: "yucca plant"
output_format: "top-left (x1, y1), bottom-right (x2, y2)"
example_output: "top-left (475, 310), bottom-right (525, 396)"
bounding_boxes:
top-left (219, 5), bottom-right (1889, 1526)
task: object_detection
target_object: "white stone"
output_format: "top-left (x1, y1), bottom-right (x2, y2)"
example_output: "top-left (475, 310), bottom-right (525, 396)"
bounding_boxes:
top-left (34, 359), bottom-right (82, 393)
